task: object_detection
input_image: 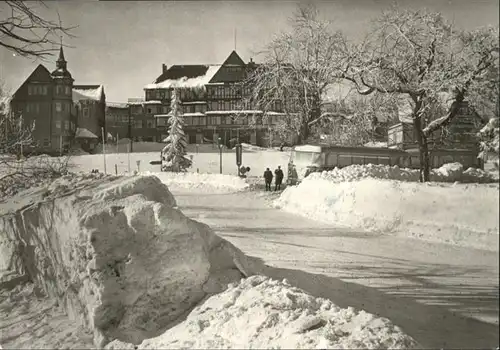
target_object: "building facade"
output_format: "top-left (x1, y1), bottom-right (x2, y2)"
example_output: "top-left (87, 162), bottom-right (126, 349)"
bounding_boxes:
top-left (10, 46), bottom-right (105, 154)
top-left (127, 51), bottom-right (285, 147)
top-left (105, 102), bottom-right (130, 141)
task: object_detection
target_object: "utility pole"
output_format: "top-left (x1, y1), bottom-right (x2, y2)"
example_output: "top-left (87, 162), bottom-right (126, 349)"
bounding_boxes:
top-left (128, 104), bottom-right (133, 153)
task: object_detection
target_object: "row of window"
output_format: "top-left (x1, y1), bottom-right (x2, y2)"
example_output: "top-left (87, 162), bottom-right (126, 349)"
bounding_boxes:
top-left (145, 88), bottom-right (205, 101)
top-left (54, 120), bottom-right (74, 131)
top-left (24, 102), bottom-right (90, 117)
top-left (28, 85), bottom-right (71, 96)
top-left (129, 100), bottom-right (281, 116)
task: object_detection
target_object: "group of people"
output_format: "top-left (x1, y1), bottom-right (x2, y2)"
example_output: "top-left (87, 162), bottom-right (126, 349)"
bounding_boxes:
top-left (263, 166), bottom-right (284, 191)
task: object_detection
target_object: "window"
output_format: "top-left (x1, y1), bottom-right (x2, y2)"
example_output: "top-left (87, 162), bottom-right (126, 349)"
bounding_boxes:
top-left (157, 118), bottom-right (168, 127)
top-left (35, 103), bottom-right (40, 113)
top-left (28, 85), bottom-right (33, 95)
top-left (131, 105), bottom-right (142, 114)
top-left (43, 139), bottom-right (50, 147)
top-left (56, 86), bottom-right (63, 95)
top-left (83, 107), bottom-right (89, 117)
top-left (184, 116), bottom-right (192, 125)
top-left (162, 106), bottom-right (169, 114)
top-left (55, 102), bottom-right (62, 112)
top-left (65, 86), bottom-right (71, 95)
top-left (146, 120), bottom-right (155, 128)
top-left (71, 122), bottom-right (75, 131)
top-left (42, 86), bottom-right (48, 95)
top-left (134, 120), bottom-right (143, 128)
top-left (209, 116), bottom-right (221, 125)
top-left (224, 101), bottom-right (231, 111)
top-left (55, 120), bottom-right (61, 129)
top-left (65, 121), bottom-right (70, 130)
top-left (195, 104), bottom-right (206, 113)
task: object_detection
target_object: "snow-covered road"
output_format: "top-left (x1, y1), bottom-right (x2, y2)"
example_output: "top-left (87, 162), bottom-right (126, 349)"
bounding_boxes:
top-left (172, 189), bottom-right (499, 349)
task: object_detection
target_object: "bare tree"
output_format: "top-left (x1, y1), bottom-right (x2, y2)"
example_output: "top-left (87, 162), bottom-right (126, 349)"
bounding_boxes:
top-left (244, 3), bottom-right (348, 144)
top-left (339, 5), bottom-right (499, 181)
top-left (0, 0), bottom-right (75, 58)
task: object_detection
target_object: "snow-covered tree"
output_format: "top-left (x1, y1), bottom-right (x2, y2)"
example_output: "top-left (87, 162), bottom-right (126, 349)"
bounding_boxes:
top-left (340, 6), bottom-right (499, 181)
top-left (0, 84), bottom-right (35, 158)
top-left (244, 4), bottom-right (347, 144)
top-left (478, 117), bottom-right (499, 168)
top-left (161, 89), bottom-right (191, 172)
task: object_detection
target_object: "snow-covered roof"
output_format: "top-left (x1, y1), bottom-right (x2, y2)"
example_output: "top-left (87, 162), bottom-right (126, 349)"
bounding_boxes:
top-left (106, 101), bottom-right (128, 108)
top-left (205, 110), bottom-right (263, 115)
top-left (128, 100), bottom-right (163, 106)
top-left (182, 101), bottom-right (207, 105)
top-left (294, 145), bottom-right (323, 153)
top-left (145, 65), bottom-right (221, 90)
top-left (75, 127), bottom-right (98, 139)
top-left (72, 85), bottom-right (104, 102)
top-left (183, 112), bottom-right (205, 117)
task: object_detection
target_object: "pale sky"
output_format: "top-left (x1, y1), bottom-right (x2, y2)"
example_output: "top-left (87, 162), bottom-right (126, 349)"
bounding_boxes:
top-left (1, 0), bottom-right (498, 103)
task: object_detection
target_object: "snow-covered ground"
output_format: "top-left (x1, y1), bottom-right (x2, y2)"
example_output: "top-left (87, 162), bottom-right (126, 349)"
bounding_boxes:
top-left (1, 150), bottom-right (499, 349)
top-left (68, 148), bottom-right (290, 177)
top-left (275, 164), bottom-right (499, 251)
top-left (173, 189), bottom-right (499, 349)
top-left (1, 171), bottom-right (419, 350)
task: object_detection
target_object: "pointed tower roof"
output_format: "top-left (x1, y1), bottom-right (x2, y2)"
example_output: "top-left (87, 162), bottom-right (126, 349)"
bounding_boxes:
top-left (222, 50), bottom-right (245, 66)
top-left (51, 40), bottom-right (73, 81)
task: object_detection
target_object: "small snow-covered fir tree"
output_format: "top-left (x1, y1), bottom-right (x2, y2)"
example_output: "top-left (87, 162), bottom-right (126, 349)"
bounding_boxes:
top-left (478, 117), bottom-right (499, 168)
top-left (161, 88), bottom-right (191, 172)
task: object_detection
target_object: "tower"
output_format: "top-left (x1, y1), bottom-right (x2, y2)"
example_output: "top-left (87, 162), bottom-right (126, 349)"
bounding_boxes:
top-left (50, 41), bottom-right (74, 152)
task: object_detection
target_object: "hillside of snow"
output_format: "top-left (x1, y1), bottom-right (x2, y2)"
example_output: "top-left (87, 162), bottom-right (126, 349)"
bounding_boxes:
top-left (275, 164), bottom-right (499, 251)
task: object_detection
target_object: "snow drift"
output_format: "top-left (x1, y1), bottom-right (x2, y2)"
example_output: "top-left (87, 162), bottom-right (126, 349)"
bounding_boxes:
top-left (307, 163), bottom-right (497, 184)
top-left (107, 276), bottom-right (417, 350)
top-left (276, 176), bottom-right (499, 251)
top-left (140, 171), bottom-right (249, 193)
top-left (0, 174), bottom-right (259, 347)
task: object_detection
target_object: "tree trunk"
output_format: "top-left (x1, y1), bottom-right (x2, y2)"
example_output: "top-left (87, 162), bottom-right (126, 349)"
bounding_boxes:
top-left (413, 118), bottom-right (431, 182)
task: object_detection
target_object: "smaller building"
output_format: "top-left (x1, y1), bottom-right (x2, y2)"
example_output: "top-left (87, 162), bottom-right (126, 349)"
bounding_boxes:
top-left (105, 102), bottom-right (130, 141)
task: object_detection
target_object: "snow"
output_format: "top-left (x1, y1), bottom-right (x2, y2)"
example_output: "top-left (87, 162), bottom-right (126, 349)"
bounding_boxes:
top-left (74, 127), bottom-right (98, 139)
top-left (295, 163), bottom-right (497, 184)
top-left (72, 85), bottom-right (103, 102)
top-left (145, 65), bottom-right (221, 90)
top-left (128, 100), bottom-right (162, 105)
top-left (0, 174), bottom-right (259, 348)
top-left (294, 145), bottom-right (322, 153)
top-left (364, 141), bottom-right (388, 148)
top-left (275, 175), bottom-right (499, 251)
top-left (140, 171), bottom-right (249, 193)
top-left (68, 148), bottom-right (290, 177)
top-left (205, 110), bottom-right (263, 115)
top-left (133, 276), bottom-right (418, 349)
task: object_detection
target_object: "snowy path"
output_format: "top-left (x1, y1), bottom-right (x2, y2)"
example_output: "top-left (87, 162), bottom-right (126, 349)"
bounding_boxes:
top-left (172, 189), bottom-right (499, 349)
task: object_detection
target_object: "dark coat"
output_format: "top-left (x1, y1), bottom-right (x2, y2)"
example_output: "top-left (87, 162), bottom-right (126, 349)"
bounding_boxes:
top-left (275, 169), bottom-right (284, 183)
top-left (264, 170), bottom-right (273, 182)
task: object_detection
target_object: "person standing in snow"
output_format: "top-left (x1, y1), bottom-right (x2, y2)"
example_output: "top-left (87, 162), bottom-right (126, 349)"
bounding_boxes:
top-left (263, 168), bottom-right (273, 191)
top-left (274, 166), bottom-right (284, 191)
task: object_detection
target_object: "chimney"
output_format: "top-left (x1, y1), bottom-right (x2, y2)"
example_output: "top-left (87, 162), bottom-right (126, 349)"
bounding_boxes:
top-left (162, 63), bottom-right (167, 73)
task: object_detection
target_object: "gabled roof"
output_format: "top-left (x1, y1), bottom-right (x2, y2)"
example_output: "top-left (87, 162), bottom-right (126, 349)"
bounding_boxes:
top-left (72, 85), bottom-right (105, 102)
top-left (12, 64), bottom-right (53, 98)
top-left (145, 65), bottom-right (221, 90)
top-left (222, 50), bottom-right (245, 66)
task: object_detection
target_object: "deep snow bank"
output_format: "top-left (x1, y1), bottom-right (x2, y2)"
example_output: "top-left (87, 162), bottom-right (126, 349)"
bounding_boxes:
top-left (0, 174), bottom-right (259, 347)
top-left (106, 276), bottom-right (417, 349)
top-left (310, 163), bottom-right (497, 184)
top-left (140, 171), bottom-right (249, 193)
top-left (275, 177), bottom-right (499, 251)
